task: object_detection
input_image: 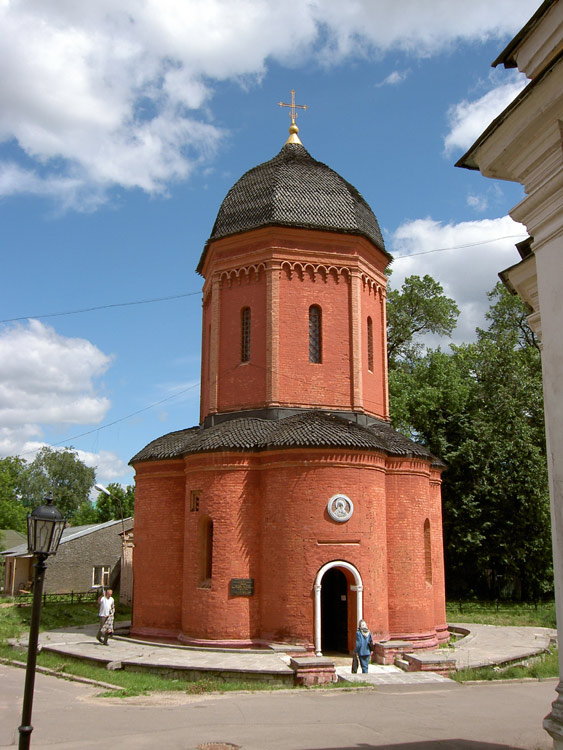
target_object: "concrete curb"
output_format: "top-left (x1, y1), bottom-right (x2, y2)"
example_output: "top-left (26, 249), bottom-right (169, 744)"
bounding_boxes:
top-left (0, 656), bottom-right (126, 692)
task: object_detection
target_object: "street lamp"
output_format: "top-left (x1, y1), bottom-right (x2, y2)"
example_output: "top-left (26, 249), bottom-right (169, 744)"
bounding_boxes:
top-left (94, 483), bottom-right (126, 536)
top-left (18, 493), bottom-right (66, 750)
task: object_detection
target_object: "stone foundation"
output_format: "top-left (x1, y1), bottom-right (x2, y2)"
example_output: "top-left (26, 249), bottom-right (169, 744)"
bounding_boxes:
top-left (290, 656), bottom-right (337, 686)
top-left (373, 640), bottom-right (414, 665)
top-left (403, 651), bottom-right (456, 677)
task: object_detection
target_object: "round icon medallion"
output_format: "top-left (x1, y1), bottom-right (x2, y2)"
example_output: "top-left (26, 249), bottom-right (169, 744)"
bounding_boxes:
top-left (327, 494), bottom-right (353, 523)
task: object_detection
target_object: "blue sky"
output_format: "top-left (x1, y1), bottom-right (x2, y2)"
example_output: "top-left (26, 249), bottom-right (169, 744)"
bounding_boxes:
top-left (0, 0), bottom-right (538, 487)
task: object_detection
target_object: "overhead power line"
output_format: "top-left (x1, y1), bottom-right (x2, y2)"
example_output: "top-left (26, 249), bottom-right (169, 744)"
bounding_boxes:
top-left (19, 381), bottom-right (201, 457)
top-left (0, 291), bottom-right (201, 324)
top-left (0, 234), bottom-right (527, 325)
top-left (392, 233), bottom-right (527, 260)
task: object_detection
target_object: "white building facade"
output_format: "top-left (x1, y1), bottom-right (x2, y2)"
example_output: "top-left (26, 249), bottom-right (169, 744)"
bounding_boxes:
top-left (457, 1), bottom-right (563, 745)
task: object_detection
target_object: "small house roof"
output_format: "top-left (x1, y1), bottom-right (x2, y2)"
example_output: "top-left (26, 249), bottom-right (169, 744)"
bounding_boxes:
top-left (0, 529), bottom-right (26, 554)
top-left (1, 517), bottom-right (133, 558)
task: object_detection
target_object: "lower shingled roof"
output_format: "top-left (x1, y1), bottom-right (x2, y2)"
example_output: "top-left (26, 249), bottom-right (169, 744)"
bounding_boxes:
top-left (130, 411), bottom-right (440, 464)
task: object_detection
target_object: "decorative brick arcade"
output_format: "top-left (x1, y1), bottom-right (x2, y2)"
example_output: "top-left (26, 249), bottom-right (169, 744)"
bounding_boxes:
top-left (130, 120), bottom-right (448, 656)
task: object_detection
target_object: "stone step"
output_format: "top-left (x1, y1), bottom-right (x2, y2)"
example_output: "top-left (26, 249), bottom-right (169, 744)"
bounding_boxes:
top-left (395, 658), bottom-right (410, 672)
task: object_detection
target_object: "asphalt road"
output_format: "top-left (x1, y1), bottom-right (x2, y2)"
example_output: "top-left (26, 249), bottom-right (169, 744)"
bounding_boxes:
top-left (0, 664), bottom-right (557, 749)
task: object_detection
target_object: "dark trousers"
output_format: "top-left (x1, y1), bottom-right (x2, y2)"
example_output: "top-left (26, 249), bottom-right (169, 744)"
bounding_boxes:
top-left (97, 616), bottom-right (109, 644)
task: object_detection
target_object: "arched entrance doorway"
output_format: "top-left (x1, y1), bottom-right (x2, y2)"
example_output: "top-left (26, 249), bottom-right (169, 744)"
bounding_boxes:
top-left (321, 567), bottom-right (348, 652)
top-left (314, 561), bottom-right (363, 656)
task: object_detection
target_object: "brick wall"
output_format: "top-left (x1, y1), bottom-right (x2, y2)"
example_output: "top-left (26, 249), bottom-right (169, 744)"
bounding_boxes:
top-left (199, 227), bottom-right (389, 421)
top-left (385, 459), bottom-right (442, 644)
top-left (132, 447), bottom-right (446, 649)
top-left (133, 222), bottom-right (446, 649)
top-left (216, 269), bottom-right (268, 413)
top-left (132, 461), bottom-right (185, 636)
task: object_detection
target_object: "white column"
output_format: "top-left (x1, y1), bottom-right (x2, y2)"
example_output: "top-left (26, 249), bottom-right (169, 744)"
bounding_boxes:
top-left (532, 231), bottom-right (563, 749)
top-left (314, 584), bottom-right (322, 656)
top-left (356, 584), bottom-right (363, 626)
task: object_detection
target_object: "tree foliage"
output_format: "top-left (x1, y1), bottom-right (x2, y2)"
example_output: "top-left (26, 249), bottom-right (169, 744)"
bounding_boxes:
top-left (94, 483), bottom-right (135, 523)
top-left (0, 457), bottom-right (29, 532)
top-left (0, 447), bottom-right (133, 531)
top-left (387, 274), bottom-right (459, 366)
top-left (73, 483), bottom-right (135, 526)
top-left (388, 282), bottom-right (551, 600)
top-left (22, 447), bottom-right (95, 521)
top-left (0, 448), bottom-right (96, 525)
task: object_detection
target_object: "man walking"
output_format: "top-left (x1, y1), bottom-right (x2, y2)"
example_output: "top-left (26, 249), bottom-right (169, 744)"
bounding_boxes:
top-left (96, 588), bottom-right (115, 645)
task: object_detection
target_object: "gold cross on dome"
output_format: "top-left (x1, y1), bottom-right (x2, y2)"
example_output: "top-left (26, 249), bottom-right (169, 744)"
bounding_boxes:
top-left (278, 89), bottom-right (307, 124)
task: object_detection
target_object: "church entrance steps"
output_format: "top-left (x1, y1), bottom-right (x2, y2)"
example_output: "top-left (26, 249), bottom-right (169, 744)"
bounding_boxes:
top-left (373, 639), bottom-right (414, 665)
top-left (394, 658), bottom-right (410, 671)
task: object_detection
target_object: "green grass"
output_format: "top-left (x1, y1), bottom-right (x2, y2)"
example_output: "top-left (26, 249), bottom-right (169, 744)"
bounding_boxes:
top-left (0, 597), bottom-right (127, 642)
top-left (453, 647), bottom-right (559, 683)
top-left (2, 597), bottom-right (558, 695)
top-left (446, 600), bottom-right (556, 628)
top-left (0, 599), bottom-right (294, 696)
top-left (0, 643), bottom-right (291, 697)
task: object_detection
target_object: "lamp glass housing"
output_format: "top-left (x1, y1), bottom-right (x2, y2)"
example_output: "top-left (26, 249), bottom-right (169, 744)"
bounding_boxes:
top-left (27, 496), bottom-right (66, 555)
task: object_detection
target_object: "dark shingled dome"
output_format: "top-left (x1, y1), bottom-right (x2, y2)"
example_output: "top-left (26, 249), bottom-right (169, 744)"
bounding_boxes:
top-left (130, 411), bottom-right (439, 465)
top-left (197, 142), bottom-right (387, 273)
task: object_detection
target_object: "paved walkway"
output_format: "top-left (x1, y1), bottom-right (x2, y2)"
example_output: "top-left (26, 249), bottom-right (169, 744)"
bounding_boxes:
top-left (448, 623), bottom-right (557, 670)
top-left (0, 663), bottom-right (557, 749)
top-left (10, 620), bottom-right (557, 687)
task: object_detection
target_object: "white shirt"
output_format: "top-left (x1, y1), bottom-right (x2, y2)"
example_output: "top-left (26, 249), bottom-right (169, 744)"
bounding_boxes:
top-left (98, 595), bottom-right (114, 617)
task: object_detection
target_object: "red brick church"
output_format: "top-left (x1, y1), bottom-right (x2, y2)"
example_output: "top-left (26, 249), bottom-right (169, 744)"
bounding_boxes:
top-left (130, 112), bottom-right (448, 654)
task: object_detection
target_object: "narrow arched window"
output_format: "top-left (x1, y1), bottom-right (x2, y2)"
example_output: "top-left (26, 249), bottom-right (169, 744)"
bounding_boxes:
top-left (198, 516), bottom-right (213, 587)
top-left (309, 305), bottom-right (322, 363)
top-left (424, 518), bottom-right (432, 585)
top-left (241, 307), bottom-right (251, 363)
top-left (367, 316), bottom-right (374, 372)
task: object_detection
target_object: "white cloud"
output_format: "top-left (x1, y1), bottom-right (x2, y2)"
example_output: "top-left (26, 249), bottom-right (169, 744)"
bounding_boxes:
top-left (0, 320), bottom-right (112, 455)
top-left (74, 448), bottom-right (132, 485)
top-left (0, 0), bottom-right (538, 208)
top-left (312, 0), bottom-right (537, 58)
top-left (467, 193), bottom-right (488, 212)
top-left (444, 73), bottom-right (528, 154)
top-left (376, 70), bottom-right (409, 87)
top-left (389, 215), bottom-right (528, 344)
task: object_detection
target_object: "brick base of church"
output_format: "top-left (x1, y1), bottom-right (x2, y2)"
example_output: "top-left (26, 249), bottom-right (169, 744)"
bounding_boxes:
top-left (131, 443), bottom-right (448, 653)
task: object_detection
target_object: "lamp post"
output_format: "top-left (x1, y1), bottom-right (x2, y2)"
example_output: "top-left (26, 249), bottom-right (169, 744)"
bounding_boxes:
top-left (18, 493), bottom-right (66, 750)
top-left (94, 483), bottom-right (126, 536)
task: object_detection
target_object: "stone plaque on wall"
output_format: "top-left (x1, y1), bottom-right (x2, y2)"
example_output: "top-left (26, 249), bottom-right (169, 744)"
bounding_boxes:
top-left (229, 578), bottom-right (255, 597)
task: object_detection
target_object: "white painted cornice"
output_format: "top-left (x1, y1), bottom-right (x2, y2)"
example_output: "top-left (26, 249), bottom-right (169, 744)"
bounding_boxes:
top-left (511, 167), bottom-right (563, 250)
top-left (512, 0), bottom-right (563, 79)
top-left (469, 61), bottom-right (563, 184)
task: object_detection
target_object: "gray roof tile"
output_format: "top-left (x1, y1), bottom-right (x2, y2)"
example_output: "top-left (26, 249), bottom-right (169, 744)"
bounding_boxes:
top-left (198, 143), bottom-right (387, 273)
top-left (130, 411), bottom-right (437, 464)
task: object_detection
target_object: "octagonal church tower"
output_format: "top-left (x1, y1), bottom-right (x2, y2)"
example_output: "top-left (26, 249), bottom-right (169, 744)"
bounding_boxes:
top-left (130, 119), bottom-right (448, 654)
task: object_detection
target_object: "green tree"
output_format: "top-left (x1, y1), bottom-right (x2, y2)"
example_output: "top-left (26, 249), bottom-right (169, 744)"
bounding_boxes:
top-left (389, 283), bottom-right (551, 600)
top-left (23, 447), bottom-right (95, 522)
top-left (94, 483), bottom-right (135, 522)
top-left (0, 456), bottom-right (30, 533)
top-left (386, 274), bottom-right (459, 366)
top-left (72, 500), bottom-right (99, 526)
top-left (0, 498), bottom-right (28, 533)
top-left (0, 456), bottom-right (28, 502)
